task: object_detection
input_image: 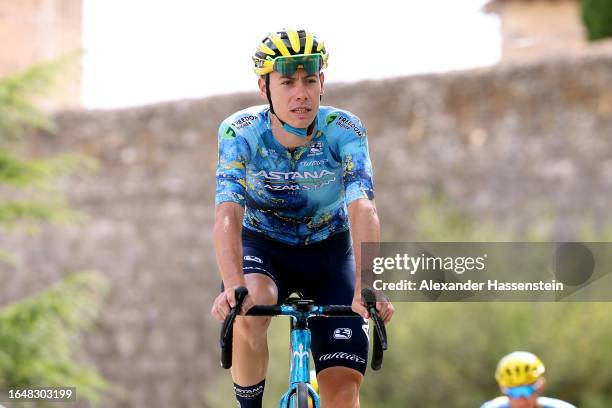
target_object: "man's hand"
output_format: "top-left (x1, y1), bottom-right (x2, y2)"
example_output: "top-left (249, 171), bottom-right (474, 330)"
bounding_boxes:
top-left (351, 293), bottom-right (395, 325)
top-left (211, 286), bottom-right (255, 322)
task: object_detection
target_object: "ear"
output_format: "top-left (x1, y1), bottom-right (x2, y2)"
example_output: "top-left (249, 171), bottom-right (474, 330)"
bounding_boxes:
top-left (319, 71), bottom-right (325, 94)
top-left (258, 76), bottom-right (267, 99)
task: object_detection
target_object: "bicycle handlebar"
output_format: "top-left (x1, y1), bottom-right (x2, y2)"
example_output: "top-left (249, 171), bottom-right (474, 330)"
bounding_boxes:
top-left (362, 288), bottom-right (388, 370)
top-left (219, 287), bottom-right (389, 371)
top-left (219, 286), bottom-right (248, 369)
top-left (246, 304), bottom-right (357, 316)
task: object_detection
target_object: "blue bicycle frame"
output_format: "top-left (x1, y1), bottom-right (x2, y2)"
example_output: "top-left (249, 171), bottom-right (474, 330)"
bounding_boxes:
top-left (278, 304), bottom-right (321, 408)
top-left (220, 287), bottom-right (387, 408)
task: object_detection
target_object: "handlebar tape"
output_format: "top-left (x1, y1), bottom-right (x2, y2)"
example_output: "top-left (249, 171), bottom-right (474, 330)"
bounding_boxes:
top-left (362, 288), bottom-right (388, 370)
top-left (220, 286), bottom-right (249, 369)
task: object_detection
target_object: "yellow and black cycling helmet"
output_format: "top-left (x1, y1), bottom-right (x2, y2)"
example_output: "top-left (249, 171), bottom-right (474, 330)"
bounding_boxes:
top-left (252, 29), bottom-right (329, 76)
top-left (495, 351), bottom-right (546, 388)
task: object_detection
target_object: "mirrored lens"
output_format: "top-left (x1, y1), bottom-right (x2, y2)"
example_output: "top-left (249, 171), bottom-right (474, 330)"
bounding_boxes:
top-left (301, 55), bottom-right (322, 74)
top-left (273, 55), bottom-right (322, 76)
top-left (274, 58), bottom-right (299, 76)
top-left (505, 384), bottom-right (537, 399)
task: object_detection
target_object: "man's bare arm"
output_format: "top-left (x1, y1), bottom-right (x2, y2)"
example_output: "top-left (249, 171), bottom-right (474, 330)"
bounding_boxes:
top-left (214, 202), bottom-right (246, 288)
top-left (348, 198), bottom-right (393, 323)
top-left (211, 202), bottom-right (250, 321)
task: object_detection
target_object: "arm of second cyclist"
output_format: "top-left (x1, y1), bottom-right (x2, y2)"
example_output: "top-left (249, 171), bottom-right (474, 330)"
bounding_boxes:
top-left (348, 198), bottom-right (394, 324)
top-left (211, 202), bottom-right (254, 322)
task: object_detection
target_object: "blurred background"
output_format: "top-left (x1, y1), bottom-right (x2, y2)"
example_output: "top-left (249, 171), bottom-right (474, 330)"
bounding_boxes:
top-left (1, 0), bottom-right (612, 407)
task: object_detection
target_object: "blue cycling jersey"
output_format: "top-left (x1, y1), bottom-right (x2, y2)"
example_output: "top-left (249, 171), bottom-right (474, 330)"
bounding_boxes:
top-left (215, 105), bottom-right (374, 246)
top-left (480, 396), bottom-right (576, 408)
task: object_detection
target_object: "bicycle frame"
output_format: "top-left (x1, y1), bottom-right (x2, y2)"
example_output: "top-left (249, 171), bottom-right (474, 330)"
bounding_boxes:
top-left (220, 287), bottom-right (387, 408)
top-left (278, 304), bottom-right (321, 408)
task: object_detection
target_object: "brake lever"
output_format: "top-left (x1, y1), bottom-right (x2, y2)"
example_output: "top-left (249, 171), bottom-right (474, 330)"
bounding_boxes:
top-left (362, 287), bottom-right (388, 371)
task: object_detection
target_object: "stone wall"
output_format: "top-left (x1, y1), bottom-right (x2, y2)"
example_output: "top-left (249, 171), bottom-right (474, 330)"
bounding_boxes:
top-left (1, 53), bottom-right (611, 407)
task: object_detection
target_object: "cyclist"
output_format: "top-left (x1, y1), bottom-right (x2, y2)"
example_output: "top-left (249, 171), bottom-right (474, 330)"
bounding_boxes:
top-left (211, 28), bottom-right (394, 408)
top-left (481, 351), bottom-right (576, 408)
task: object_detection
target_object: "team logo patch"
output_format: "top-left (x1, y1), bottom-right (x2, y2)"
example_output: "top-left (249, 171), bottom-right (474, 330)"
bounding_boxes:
top-left (333, 328), bottom-right (352, 340)
top-left (325, 113), bottom-right (338, 125)
top-left (244, 255), bottom-right (263, 264)
top-left (309, 141), bottom-right (323, 155)
top-left (222, 125), bottom-right (236, 140)
top-left (293, 344), bottom-right (309, 368)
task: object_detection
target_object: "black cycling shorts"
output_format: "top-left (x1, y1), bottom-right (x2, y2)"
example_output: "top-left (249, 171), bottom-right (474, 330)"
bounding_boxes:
top-left (239, 227), bottom-right (369, 375)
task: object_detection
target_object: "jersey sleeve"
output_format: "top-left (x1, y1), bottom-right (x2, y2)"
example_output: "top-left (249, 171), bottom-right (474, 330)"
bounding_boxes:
top-left (336, 115), bottom-right (375, 205)
top-left (215, 121), bottom-right (251, 206)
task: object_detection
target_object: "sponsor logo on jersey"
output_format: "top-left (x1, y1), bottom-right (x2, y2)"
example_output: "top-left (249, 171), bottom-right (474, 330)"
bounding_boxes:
top-left (333, 328), bottom-right (352, 340)
top-left (319, 352), bottom-right (366, 364)
top-left (244, 255), bottom-right (263, 264)
top-left (253, 169), bottom-right (337, 191)
top-left (337, 117), bottom-right (364, 137)
top-left (263, 177), bottom-right (336, 191)
top-left (302, 159), bottom-right (329, 167)
top-left (231, 115), bottom-right (257, 129)
top-left (253, 169), bottom-right (334, 180)
top-left (309, 141), bottom-right (323, 155)
top-left (221, 125), bottom-right (236, 140)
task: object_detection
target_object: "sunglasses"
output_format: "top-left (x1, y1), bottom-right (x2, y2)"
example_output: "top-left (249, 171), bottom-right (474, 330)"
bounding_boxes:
top-left (504, 383), bottom-right (539, 399)
top-left (272, 54), bottom-right (323, 76)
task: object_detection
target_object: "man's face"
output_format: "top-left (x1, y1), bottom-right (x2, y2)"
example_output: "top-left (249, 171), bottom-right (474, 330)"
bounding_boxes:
top-left (259, 68), bottom-right (325, 129)
top-left (508, 394), bottom-right (538, 408)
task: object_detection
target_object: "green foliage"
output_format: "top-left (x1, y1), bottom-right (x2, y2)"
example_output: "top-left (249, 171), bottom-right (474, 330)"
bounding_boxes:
top-left (0, 149), bottom-right (96, 229)
top-left (358, 198), bottom-right (612, 407)
top-left (411, 194), bottom-right (518, 241)
top-left (0, 54), bottom-right (109, 407)
top-left (0, 54), bottom-right (95, 235)
top-left (0, 149), bottom-right (95, 188)
top-left (382, 192), bottom-right (556, 242)
top-left (0, 52), bottom-right (79, 142)
top-left (581, 0), bottom-right (612, 41)
top-left (0, 272), bottom-right (111, 406)
top-left (360, 302), bottom-right (612, 407)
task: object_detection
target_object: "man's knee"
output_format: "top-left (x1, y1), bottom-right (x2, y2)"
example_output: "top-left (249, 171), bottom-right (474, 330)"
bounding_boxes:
top-left (234, 274), bottom-right (277, 347)
top-left (317, 367), bottom-right (362, 408)
top-left (235, 315), bottom-right (272, 341)
top-left (245, 273), bottom-right (278, 305)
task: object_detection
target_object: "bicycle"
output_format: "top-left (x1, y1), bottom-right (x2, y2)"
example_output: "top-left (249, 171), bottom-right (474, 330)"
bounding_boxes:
top-left (220, 286), bottom-right (388, 408)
